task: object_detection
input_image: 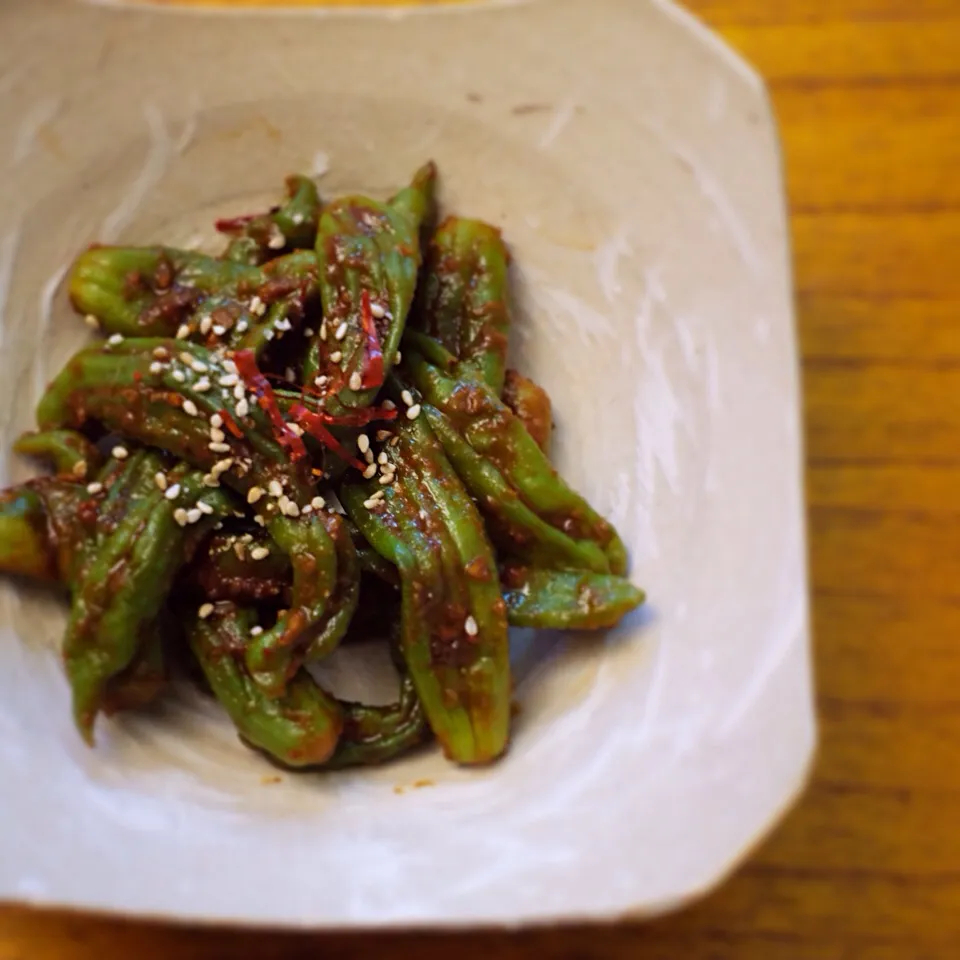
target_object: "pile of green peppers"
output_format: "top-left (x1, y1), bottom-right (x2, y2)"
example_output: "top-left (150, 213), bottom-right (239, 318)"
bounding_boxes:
top-left (0, 164), bottom-right (644, 770)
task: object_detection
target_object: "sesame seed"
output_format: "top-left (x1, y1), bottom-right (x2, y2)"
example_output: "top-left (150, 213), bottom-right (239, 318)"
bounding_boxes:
top-left (268, 480), bottom-right (283, 498)
top-left (164, 483), bottom-right (181, 500)
top-left (154, 472), bottom-right (168, 490)
top-left (173, 508), bottom-right (188, 526)
top-left (314, 375), bottom-right (328, 388)
top-left (73, 459), bottom-right (87, 478)
top-left (199, 603), bottom-right (214, 619)
top-left (362, 463), bottom-right (378, 479)
top-left (254, 514), bottom-right (266, 526)
top-left (377, 452), bottom-right (388, 465)
top-left (263, 328), bottom-right (275, 341)
top-left (400, 390), bottom-right (414, 407)
top-left (285, 366), bottom-right (296, 382)
top-left (112, 445), bottom-right (129, 460)
top-left (84, 314), bottom-right (100, 329)
top-left (378, 474), bottom-right (393, 485)
top-left (199, 315), bottom-right (213, 335)
top-left (219, 373), bottom-right (238, 387)
top-left (284, 500), bottom-right (300, 517)
top-left (236, 319), bottom-right (249, 333)
top-left (172, 369), bottom-right (186, 383)
top-left (406, 404), bottom-right (421, 420)
top-left (464, 615), bottom-right (479, 637)
top-left (250, 625), bottom-right (264, 636)
top-left (334, 321), bottom-right (348, 341)
top-left (370, 302), bottom-right (386, 319)
top-left (197, 500), bottom-right (213, 515)
top-left (267, 231), bottom-right (286, 250)
top-left (153, 347), bottom-right (169, 359)
top-left (191, 360), bottom-right (208, 373)
top-left (291, 212), bottom-right (305, 225)
top-left (86, 481), bottom-right (103, 494)
top-left (235, 397), bottom-right (249, 417)
top-left (209, 442), bottom-right (230, 453)
top-left (182, 399), bottom-right (199, 417)
top-left (176, 324), bottom-right (191, 339)
top-left (212, 324), bottom-right (227, 336)
top-left (203, 474), bottom-right (220, 487)
top-left (233, 542), bottom-right (245, 559)
top-left (233, 383), bottom-right (245, 400)
top-left (390, 436), bottom-right (400, 447)
top-left (222, 358), bottom-right (238, 374)
top-left (276, 319), bottom-right (292, 333)
top-left (210, 413), bottom-right (223, 428)
top-left (364, 449), bottom-right (374, 463)
top-left (349, 371), bottom-right (363, 391)
top-left (363, 498), bottom-right (380, 509)
top-left (301, 503), bottom-right (313, 514)
top-left (179, 352), bottom-right (194, 364)
top-left (209, 427), bottom-right (225, 443)
top-left (149, 361), bottom-right (163, 375)
top-left (304, 327), bottom-right (315, 337)
top-left (394, 350), bottom-right (402, 364)
top-left (329, 350), bottom-right (342, 364)
top-left (369, 489), bottom-right (385, 501)
top-left (249, 296), bottom-right (264, 315)
top-left (311, 496), bottom-right (325, 510)
top-left (240, 534), bottom-right (253, 544)
top-left (194, 378), bottom-right (211, 392)
top-left (382, 399), bottom-right (396, 411)
top-left (107, 333), bottom-right (124, 346)
top-left (186, 508), bottom-right (202, 524)
top-left (376, 430), bottom-right (391, 441)
top-left (357, 434), bottom-right (370, 454)
top-left (247, 486), bottom-right (264, 504)
top-left (250, 546), bottom-right (270, 561)
top-left (419, 509), bottom-right (427, 520)
top-left (211, 458), bottom-right (233, 476)
top-left (319, 322), bottom-right (328, 341)
top-left (288, 423), bottom-right (304, 437)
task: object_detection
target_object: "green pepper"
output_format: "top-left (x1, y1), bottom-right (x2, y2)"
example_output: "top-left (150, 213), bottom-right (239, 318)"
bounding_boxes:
top-left (304, 162), bottom-right (436, 408)
top-left (14, 429), bottom-right (103, 480)
top-left (412, 217), bottom-right (511, 394)
top-left (342, 409), bottom-right (510, 765)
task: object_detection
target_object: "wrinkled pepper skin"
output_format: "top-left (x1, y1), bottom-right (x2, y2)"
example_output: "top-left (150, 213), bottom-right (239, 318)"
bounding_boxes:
top-left (501, 369), bottom-right (552, 455)
top-left (413, 217), bottom-right (511, 395)
top-left (304, 162), bottom-right (436, 406)
top-left (189, 605), bottom-right (343, 767)
top-left (65, 454), bottom-right (233, 742)
top-left (35, 338), bottom-right (353, 696)
top-left (342, 410), bottom-right (510, 765)
top-left (14, 429), bottom-right (103, 480)
top-left (501, 565), bottom-right (645, 630)
top-left (406, 353), bottom-right (628, 575)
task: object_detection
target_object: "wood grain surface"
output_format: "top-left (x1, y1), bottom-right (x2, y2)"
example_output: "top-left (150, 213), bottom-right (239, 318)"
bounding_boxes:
top-left (2, 0), bottom-right (955, 956)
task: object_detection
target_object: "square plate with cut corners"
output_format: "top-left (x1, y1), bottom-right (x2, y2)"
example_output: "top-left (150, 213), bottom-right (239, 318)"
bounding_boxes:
top-left (0, 0), bottom-right (813, 928)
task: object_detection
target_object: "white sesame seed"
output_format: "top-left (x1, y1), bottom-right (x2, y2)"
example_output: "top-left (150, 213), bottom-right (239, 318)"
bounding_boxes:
top-left (419, 509), bottom-right (427, 520)
top-left (250, 546), bottom-right (270, 561)
top-left (291, 212), bottom-right (305, 225)
top-left (254, 514), bottom-right (266, 525)
top-left (209, 427), bottom-right (225, 443)
top-left (247, 486), bottom-right (264, 504)
top-left (191, 360), bottom-right (208, 373)
top-left (202, 475), bottom-right (220, 487)
top-left (394, 351), bottom-right (402, 364)
top-left (176, 324), bottom-right (191, 339)
top-left (362, 463), bottom-right (378, 479)
top-left (378, 473), bottom-right (393, 485)
top-left (382, 399), bottom-right (396, 411)
top-left (84, 314), bottom-right (100, 329)
top-left (210, 413), bottom-right (223, 428)
top-left (400, 390), bottom-right (414, 407)
top-left (250, 625), bottom-right (264, 636)
top-left (149, 361), bottom-right (163, 375)
top-left (86, 481), bottom-right (103, 494)
top-left (369, 489), bottom-right (385, 501)
top-left (329, 350), bottom-right (342, 364)
top-left (154, 472), bottom-right (168, 490)
top-left (319, 322), bottom-right (328, 342)
top-left (263, 328), bottom-right (275, 341)
top-left (199, 603), bottom-right (214, 619)
top-left (268, 480), bottom-right (283, 498)
top-left (236, 319), bottom-right (249, 333)
top-left (112, 445), bottom-right (129, 460)
top-left (233, 383), bottom-right (246, 401)
top-left (276, 319), bottom-right (292, 333)
top-left (267, 231), bottom-right (286, 250)
top-left (233, 542), bottom-right (245, 559)
top-left (304, 327), bottom-right (315, 337)
top-left (182, 399), bottom-right (198, 417)
top-left (211, 458), bottom-right (233, 476)
top-left (464, 615), bottom-right (478, 637)
top-left (288, 423), bottom-right (304, 437)
top-left (164, 483), bottom-right (181, 500)
top-left (377, 451), bottom-right (388, 465)
top-left (314, 375), bottom-right (328, 388)
top-left (172, 369), bottom-right (186, 383)
top-left (301, 503), bottom-right (313, 514)
top-left (73, 459), bottom-right (88, 478)
top-left (153, 347), bottom-right (169, 359)
top-left (311, 496), bottom-right (325, 510)
top-left (107, 333), bottom-right (124, 346)
top-left (222, 358), bottom-right (238, 374)
top-left (209, 441), bottom-right (230, 453)
top-left (406, 404), bottom-right (421, 420)
top-left (240, 534), bottom-right (253, 544)
top-left (364, 449), bottom-right (374, 463)
top-left (349, 371), bottom-right (363, 391)
top-left (390, 436), bottom-right (400, 446)
top-left (186, 508), bottom-right (202, 524)
top-left (236, 398), bottom-right (249, 417)
top-left (213, 324), bottom-right (227, 336)
top-left (199, 315), bottom-right (213, 335)
top-left (285, 366), bottom-right (296, 382)
top-left (357, 434), bottom-right (370, 454)
top-left (179, 352), bottom-right (194, 364)
top-left (249, 296), bottom-right (264, 315)
top-left (334, 321), bottom-right (348, 341)
top-left (283, 500), bottom-right (300, 517)
top-left (194, 378), bottom-right (211, 392)
top-left (219, 373), bottom-right (238, 387)
top-left (363, 498), bottom-right (379, 509)
top-left (173, 508), bottom-right (188, 526)
top-left (370, 302), bottom-right (386, 319)
top-left (197, 500), bottom-right (214, 515)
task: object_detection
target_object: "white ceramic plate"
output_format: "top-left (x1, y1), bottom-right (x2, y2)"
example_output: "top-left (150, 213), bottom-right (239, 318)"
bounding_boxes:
top-left (0, 0), bottom-right (813, 928)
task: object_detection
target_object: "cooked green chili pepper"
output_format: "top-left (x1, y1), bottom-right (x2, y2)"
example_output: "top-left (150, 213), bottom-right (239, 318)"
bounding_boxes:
top-left (304, 162), bottom-right (436, 407)
top-left (412, 217), bottom-right (511, 394)
top-left (342, 409), bottom-right (510, 765)
top-left (14, 429), bottom-right (103, 480)
top-left (406, 353), bottom-right (627, 575)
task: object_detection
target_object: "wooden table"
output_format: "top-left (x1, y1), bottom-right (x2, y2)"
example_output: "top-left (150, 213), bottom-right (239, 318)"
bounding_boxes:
top-left (2, 0), bottom-right (956, 956)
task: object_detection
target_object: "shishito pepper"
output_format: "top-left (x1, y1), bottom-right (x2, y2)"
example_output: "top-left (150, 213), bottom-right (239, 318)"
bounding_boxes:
top-left (341, 409), bottom-right (510, 766)
top-left (13, 429), bottom-right (103, 480)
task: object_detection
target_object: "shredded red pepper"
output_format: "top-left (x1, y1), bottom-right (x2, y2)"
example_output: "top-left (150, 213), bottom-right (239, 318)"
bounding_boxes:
top-left (218, 409), bottom-right (244, 439)
top-left (288, 404), bottom-right (365, 471)
top-left (233, 349), bottom-right (308, 462)
top-left (359, 289), bottom-right (385, 389)
top-left (214, 213), bottom-right (258, 234)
